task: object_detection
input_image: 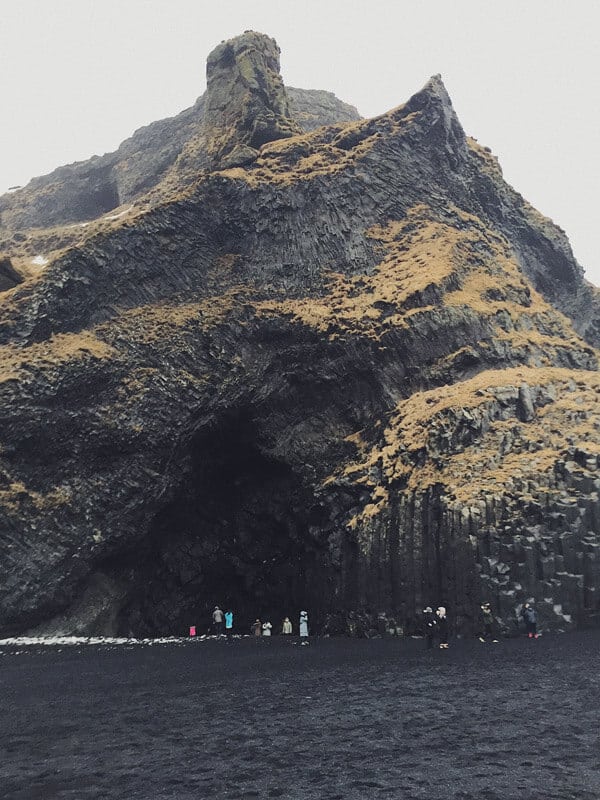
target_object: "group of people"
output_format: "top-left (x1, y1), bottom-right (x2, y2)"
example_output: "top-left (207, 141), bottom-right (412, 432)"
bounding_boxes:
top-left (422, 600), bottom-right (540, 648)
top-left (210, 607), bottom-right (310, 641)
top-left (210, 601), bottom-right (540, 645)
top-left (422, 606), bottom-right (449, 649)
top-left (211, 606), bottom-right (233, 636)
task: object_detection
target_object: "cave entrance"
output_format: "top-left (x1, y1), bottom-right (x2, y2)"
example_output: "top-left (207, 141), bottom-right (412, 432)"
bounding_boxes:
top-left (115, 412), bottom-right (334, 636)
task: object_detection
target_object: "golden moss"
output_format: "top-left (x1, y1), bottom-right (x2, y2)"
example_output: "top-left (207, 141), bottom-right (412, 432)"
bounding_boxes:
top-left (0, 331), bottom-right (115, 382)
top-left (466, 137), bottom-right (504, 181)
top-left (99, 289), bottom-right (247, 348)
top-left (218, 108), bottom-right (421, 188)
top-left (336, 367), bottom-right (600, 521)
top-left (255, 205), bottom-right (477, 338)
top-left (253, 203), bottom-right (594, 367)
top-left (0, 480), bottom-right (74, 512)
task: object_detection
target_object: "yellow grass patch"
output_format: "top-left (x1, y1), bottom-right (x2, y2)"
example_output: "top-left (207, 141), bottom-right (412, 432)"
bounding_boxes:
top-left (336, 367), bottom-right (600, 521)
top-left (0, 331), bottom-right (115, 382)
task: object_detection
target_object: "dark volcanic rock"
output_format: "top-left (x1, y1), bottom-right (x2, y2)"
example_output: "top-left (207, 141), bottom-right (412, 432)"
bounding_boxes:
top-left (0, 41), bottom-right (359, 232)
top-left (287, 87), bottom-right (361, 131)
top-left (0, 33), bottom-right (598, 639)
top-left (0, 257), bottom-right (23, 292)
top-left (202, 31), bottom-right (302, 168)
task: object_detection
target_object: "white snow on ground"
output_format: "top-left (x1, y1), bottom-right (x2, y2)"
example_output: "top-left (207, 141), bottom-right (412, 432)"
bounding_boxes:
top-left (0, 636), bottom-right (183, 646)
top-left (0, 635), bottom-right (242, 647)
top-left (31, 255), bottom-right (49, 266)
top-left (105, 205), bottom-right (134, 221)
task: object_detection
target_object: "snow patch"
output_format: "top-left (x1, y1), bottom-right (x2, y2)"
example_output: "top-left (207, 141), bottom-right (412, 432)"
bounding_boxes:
top-left (105, 205), bottom-right (134, 221)
top-left (0, 636), bottom-right (184, 647)
top-left (31, 255), bottom-right (49, 267)
top-left (0, 634), bottom-right (246, 647)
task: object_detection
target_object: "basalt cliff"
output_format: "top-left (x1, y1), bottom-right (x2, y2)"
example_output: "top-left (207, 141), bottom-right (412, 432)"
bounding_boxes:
top-left (0, 32), bottom-right (599, 638)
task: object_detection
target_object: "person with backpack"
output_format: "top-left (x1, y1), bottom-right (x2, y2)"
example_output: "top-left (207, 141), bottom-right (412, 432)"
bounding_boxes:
top-left (422, 606), bottom-right (436, 649)
top-left (479, 603), bottom-right (498, 642)
top-left (522, 603), bottom-right (539, 639)
top-left (212, 606), bottom-right (225, 637)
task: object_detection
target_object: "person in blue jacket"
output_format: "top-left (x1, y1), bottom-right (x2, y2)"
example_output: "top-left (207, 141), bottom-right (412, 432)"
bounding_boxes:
top-left (225, 610), bottom-right (234, 637)
top-left (522, 603), bottom-right (539, 639)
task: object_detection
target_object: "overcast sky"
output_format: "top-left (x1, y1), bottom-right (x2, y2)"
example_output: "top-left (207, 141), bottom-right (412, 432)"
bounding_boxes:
top-left (1, 0), bottom-right (598, 285)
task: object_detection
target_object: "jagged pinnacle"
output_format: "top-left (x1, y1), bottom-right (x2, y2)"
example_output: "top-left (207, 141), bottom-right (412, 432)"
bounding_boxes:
top-left (203, 31), bottom-right (302, 169)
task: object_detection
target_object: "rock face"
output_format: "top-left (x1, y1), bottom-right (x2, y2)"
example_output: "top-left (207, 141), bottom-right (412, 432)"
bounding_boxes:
top-left (0, 34), bottom-right (358, 233)
top-left (0, 33), bottom-right (599, 639)
top-left (0, 257), bottom-right (23, 292)
top-left (202, 32), bottom-right (302, 168)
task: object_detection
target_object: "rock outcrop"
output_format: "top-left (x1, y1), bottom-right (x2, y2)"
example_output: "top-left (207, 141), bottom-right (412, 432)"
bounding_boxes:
top-left (0, 257), bottom-right (23, 292)
top-left (0, 33), bottom-right (598, 639)
top-left (202, 32), bottom-right (302, 168)
top-left (0, 33), bottom-right (358, 233)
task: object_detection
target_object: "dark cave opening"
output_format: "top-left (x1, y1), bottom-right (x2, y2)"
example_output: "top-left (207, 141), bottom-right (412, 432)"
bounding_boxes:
top-left (113, 413), bottom-right (336, 636)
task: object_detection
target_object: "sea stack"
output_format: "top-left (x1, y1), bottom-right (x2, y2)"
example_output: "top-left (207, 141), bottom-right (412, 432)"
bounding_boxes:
top-left (202, 30), bottom-right (303, 169)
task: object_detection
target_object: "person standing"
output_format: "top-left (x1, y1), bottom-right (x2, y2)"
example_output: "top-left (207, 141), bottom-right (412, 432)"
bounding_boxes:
top-left (479, 603), bottom-right (498, 642)
top-left (252, 619), bottom-right (262, 637)
top-left (436, 606), bottom-right (449, 649)
top-left (299, 611), bottom-right (309, 643)
top-left (212, 606), bottom-right (225, 637)
top-left (225, 610), bottom-right (234, 637)
top-left (423, 606), bottom-right (436, 649)
top-left (522, 603), bottom-right (539, 639)
top-left (282, 617), bottom-right (293, 635)
top-left (262, 621), bottom-right (272, 637)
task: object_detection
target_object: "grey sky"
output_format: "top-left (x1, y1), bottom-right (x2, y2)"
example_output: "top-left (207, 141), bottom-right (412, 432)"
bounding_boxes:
top-left (2, 0), bottom-right (598, 286)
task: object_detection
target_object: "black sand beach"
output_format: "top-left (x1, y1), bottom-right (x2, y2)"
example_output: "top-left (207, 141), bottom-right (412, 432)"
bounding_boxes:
top-left (2, 631), bottom-right (600, 800)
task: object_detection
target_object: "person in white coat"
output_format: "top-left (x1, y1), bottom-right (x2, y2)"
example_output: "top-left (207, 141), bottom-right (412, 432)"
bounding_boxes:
top-left (299, 610), bottom-right (309, 642)
top-left (262, 621), bottom-right (272, 636)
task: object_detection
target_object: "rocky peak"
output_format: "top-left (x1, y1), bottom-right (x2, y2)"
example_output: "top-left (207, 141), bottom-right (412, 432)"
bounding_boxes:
top-left (0, 32), bottom-right (356, 234)
top-left (202, 31), bottom-right (303, 169)
top-left (403, 74), bottom-right (467, 169)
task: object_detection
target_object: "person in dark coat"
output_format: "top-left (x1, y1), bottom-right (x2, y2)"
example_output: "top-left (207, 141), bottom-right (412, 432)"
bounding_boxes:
top-left (522, 603), bottom-right (539, 639)
top-left (479, 603), bottom-right (498, 642)
top-left (423, 606), bottom-right (436, 649)
top-left (436, 606), bottom-right (449, 649)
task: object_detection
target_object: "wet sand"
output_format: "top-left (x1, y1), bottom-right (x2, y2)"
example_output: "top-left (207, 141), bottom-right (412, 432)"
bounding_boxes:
top-left (2, 631), bottom-right (600, 799)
